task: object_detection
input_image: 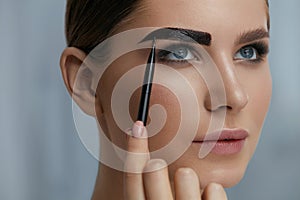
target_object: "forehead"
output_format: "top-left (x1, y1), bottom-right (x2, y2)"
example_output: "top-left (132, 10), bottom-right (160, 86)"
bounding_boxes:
top-left (126, 0), bottom-right (268, 38)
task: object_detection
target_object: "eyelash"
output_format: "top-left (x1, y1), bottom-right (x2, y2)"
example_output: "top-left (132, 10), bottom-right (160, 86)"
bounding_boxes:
top-left (235, 41), bottom-right (269, 64)
top-left (156, 41), bottom-right (269, 65)
top-left (157, 44), bottom-right (199, 64)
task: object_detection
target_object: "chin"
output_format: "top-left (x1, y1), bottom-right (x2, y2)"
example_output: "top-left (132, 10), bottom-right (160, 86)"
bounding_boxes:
top-left (199, 165), bottom-right (247, 188)
top-left (169, 149), bottom-right (250, 189)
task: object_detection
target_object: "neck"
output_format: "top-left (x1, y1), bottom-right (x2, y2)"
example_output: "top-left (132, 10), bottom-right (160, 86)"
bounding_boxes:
top-left (92, 163), bottom-right (124, 200)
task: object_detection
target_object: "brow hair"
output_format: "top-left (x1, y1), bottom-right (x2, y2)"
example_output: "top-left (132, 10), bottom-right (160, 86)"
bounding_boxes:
top-left (235, 28), bottom-right (270, 45)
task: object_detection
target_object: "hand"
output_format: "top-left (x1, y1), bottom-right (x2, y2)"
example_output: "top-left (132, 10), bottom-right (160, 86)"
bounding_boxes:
top-left (124, 121), bottom-right (228, 200)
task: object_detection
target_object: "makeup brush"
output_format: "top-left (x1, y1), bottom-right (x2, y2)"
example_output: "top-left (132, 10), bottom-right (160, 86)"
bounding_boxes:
top-left (137, 38), bottom-right (156, 126)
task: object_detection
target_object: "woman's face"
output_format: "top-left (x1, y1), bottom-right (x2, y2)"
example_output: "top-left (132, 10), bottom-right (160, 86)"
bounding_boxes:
top-left (96, 0), bottom-right (271, 188)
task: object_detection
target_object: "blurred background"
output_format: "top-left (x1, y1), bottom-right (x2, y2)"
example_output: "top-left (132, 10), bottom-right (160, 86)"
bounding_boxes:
top-left (0, 0), bottom-right (299, 199)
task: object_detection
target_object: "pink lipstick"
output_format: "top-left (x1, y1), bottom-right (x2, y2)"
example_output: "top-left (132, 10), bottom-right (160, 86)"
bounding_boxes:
top-left (195, 129), bottom-right (249, 155)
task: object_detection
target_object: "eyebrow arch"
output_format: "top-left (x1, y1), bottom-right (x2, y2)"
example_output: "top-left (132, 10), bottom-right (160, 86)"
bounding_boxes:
top-left (140, 27), bottom-right (212, 46)
top-left (235, 28), bottom-right (270, 45)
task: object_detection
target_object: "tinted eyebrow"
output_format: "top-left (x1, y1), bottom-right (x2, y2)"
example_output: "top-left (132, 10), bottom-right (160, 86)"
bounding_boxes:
top-left (140, 27), bottom-right (212, 46)
top-left (235, 28), bottom-right (270, 45)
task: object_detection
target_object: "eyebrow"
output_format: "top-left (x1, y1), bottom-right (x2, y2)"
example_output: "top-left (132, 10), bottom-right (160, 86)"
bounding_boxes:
top-left (140, 27), bottom-right (212, 46)
top-left (235, 28), bottom-right (270, 45)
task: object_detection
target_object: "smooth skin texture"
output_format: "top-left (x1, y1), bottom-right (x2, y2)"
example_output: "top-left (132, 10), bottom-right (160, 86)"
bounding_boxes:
top-left (60, 0), bottom-right (271, 199)
top-left (123, 121), bottom-right (227, 200)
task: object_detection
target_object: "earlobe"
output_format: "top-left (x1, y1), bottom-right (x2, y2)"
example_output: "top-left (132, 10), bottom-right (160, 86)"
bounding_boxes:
top-left (60, 47), bottom-right (100, 117)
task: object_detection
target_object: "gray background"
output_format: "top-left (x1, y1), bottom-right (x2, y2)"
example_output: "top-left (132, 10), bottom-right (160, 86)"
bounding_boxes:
top-left (0, 0), bottom-right (299, 199)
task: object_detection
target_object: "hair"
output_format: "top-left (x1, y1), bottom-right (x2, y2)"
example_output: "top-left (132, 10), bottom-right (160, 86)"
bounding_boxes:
top-left (266, 0), bottom-right (270, 31)
top-left (65, 0), bottom-right (270, 54)
top-left (65, 0), bottom-right (141, 53)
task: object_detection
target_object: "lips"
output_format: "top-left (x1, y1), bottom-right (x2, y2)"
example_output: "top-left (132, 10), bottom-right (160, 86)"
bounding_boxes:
top-left (194, 129), bottom-right (249, 155)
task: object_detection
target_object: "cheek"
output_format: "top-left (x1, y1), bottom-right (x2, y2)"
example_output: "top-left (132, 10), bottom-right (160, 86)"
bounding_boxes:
top-left (247, 66), bottom-right (272, 127)
top-left (95, 52), bottom-right (148, 148)
top-left (129, 84), bottom-right (182, 151)
top-left (239, 65), bottom-right (272, 161)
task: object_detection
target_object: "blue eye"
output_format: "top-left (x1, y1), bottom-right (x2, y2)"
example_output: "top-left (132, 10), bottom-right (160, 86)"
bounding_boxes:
top-left (235, 46), bottom-right (258, 60)
top-left (158, 45), bottom-right (197, 62)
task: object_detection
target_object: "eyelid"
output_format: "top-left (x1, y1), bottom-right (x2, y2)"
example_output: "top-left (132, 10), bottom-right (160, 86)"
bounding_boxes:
top-left (233, 41), bottom-right (270, 64)
top-left (235, 41), bottom-right (269, 57)
top-left (157, 43), bottom-right (203, 61)
top-left (234, 46), bottom-right (257, 60)
top-left (238, 40), bottom-right (269, 53)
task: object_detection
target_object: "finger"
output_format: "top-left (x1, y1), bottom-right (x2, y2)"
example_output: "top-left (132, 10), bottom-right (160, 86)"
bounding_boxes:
top-left (174, 168), bottom-right (201, 200)
top-left (202, 183), bottom-right (228, 200)
top-left (143, 159), bottom-right (173, 200)
top-left (124, 121), bottom-right (149, 200)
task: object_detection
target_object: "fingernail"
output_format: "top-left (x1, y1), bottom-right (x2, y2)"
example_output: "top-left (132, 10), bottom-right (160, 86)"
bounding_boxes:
top-left (132, 121), bottom-right (144, 138)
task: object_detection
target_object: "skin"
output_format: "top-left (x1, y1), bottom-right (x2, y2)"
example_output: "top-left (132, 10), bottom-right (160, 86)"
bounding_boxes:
top-left (60, 0), bottom-right (272, 199)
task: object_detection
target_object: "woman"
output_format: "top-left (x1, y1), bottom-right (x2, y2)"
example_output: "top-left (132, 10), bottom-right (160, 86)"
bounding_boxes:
top-left (60, 0), bottom-right (272, 199)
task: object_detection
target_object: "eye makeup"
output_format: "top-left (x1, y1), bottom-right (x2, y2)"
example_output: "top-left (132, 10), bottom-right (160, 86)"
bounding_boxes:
top-left (248, 41), bottom-right (269, 56)
top-left (139, 27), bottom-right (209, 67)
top-left (139, 27), bottom-right (269, 67)
top-left (140, 27), bottom-right (212, 46)
top-left (235, 41), bottom-right (269, 63)
top-left (157, 43), bottom-right (199, 63)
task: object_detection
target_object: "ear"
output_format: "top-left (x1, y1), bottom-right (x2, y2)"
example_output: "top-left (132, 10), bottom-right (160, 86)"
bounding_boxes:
top-left (60, 47), bottom-right (101, 117)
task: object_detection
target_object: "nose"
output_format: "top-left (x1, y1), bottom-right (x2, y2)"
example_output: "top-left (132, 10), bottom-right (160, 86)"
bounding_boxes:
top-left (204, 55), bottom-right (249, 114)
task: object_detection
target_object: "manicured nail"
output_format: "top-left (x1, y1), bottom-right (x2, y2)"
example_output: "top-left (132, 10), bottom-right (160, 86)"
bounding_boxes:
top-left (132, 121), bottom-right (144, 138)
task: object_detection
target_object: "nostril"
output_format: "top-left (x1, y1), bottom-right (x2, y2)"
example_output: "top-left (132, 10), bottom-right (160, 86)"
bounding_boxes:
top-left (204, 90), bottom-right (228, 112)
top-left (204, 101), bottom-right (230, 112)
top-left (226, 105), bottom-right (233, 110)
top-left (206, 87), bottom-right (248, 113)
